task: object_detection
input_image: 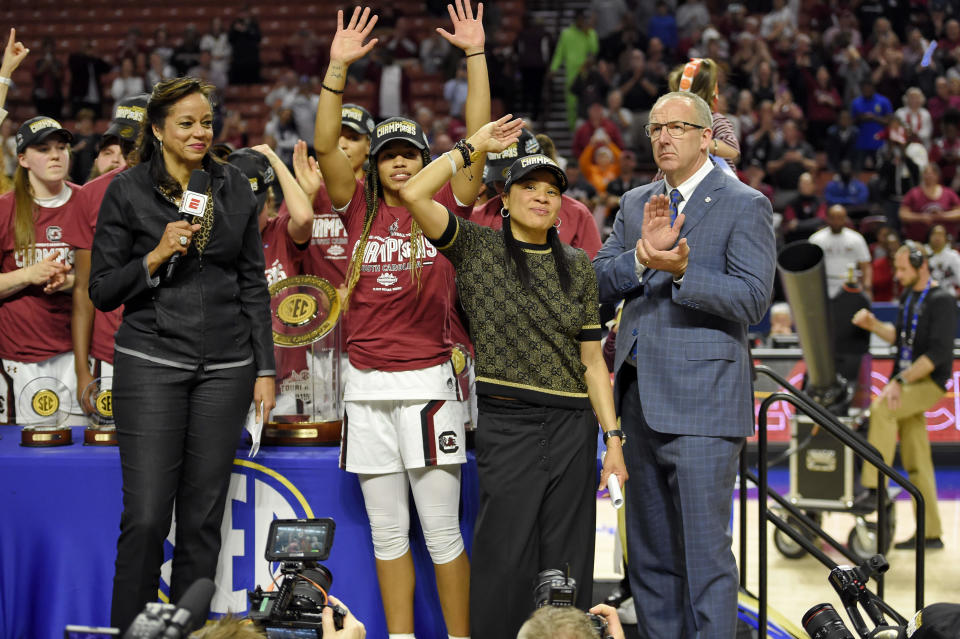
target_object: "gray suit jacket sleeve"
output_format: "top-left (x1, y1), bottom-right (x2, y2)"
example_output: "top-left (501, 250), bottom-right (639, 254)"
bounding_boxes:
top-left (672, 189), bottom-right (776, 326)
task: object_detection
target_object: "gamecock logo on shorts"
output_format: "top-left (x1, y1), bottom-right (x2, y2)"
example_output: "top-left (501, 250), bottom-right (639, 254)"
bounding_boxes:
top-left (438, 430), bottom-right (459, 454)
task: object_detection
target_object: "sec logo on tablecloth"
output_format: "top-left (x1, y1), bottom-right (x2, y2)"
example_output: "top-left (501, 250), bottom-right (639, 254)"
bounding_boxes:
top-left (158, 459), bottom-right (314, 614)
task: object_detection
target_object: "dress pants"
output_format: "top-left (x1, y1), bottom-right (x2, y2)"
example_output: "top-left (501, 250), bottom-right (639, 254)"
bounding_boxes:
top-left (861, 376), bottom-right (944, 539)
top-left (470, 397), bottom-right (597, 639)
top-left (619, 365), bottom-right (743, 639)
top-left (109, 351), bottom-right (255, 631)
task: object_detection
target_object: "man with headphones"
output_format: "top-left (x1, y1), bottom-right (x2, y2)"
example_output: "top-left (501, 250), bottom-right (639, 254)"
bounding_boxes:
top-left (852, 241), bottom-right (957, 549)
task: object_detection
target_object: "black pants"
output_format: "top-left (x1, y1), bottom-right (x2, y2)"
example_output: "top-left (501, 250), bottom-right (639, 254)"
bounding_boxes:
top-left (109, 352), bottom-right (255, 631)
top-left (470, 397), bottom-right (597, 639)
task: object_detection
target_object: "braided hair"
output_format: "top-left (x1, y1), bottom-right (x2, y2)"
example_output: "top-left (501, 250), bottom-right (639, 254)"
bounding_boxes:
top-left (501, 212), bottom-right (573, 295)
top-left (342, 145), bottom-right (432, 309)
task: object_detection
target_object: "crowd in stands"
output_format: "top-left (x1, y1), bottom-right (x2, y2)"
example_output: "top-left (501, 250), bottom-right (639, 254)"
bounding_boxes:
top-left (7, 0), bottom-right (960, 300)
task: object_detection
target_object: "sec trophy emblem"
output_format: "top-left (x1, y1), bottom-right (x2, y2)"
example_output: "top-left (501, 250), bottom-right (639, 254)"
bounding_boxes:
top-left (269, 275), bottom-right (341, 347)
top-left (277, 293), bottom-right (318, 327)
top-left (96, 390), bottom-right (113, 418)
top-left (31, 389), bottom-right (59, 417)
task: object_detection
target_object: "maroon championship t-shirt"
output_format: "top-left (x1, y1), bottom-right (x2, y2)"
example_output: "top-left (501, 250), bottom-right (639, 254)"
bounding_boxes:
top-left (65, 167), bottom-right (124, 363)
top-left (261, 211), bottom-right (309, 382)
top-left (292, 183), bottom-right (350, 287)
top-left (0, 185), bottom-right (83, 362)
top-left (340, 181), bottom-right (471, 371)
top-left (469, 193), bottom-right (603, 259)
top-left (262, 210), bottom-right (306, 287)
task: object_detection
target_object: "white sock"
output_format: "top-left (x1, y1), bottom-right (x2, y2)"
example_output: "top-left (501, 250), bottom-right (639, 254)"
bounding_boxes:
top-left (388, 635), bottom-right (416, 639)
top-left (449, 635), bottom-right (471, 639)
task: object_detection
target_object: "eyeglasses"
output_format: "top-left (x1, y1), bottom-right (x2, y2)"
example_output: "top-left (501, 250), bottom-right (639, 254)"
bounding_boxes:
top-left (644, 121), bottom-right (705, 139)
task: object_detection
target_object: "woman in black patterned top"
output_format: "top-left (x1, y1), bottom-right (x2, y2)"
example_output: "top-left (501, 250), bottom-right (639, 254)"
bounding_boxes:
top-left (398, 117), bottom-right (628, 639)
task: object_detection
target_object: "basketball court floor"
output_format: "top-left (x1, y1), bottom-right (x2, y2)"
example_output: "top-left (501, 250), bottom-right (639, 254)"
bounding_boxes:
top-left (593, 468), bottom-right (960, 635)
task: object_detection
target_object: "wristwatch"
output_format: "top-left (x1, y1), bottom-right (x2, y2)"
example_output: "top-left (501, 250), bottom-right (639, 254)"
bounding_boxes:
top-left (603, 429), bottom-right (626, 444)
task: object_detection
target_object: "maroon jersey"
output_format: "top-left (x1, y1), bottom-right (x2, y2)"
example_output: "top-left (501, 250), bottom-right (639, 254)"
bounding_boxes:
top-left (0, 185), bottom-right (83, 362)
top-left (65, 167), bottom-right (124, 363)
top-left (340, 182), bottom-right (471, 371)
top-left (261, 211), bottom-right (309, 381)
top-left (293, 183), bottom-right (350, 287)
top-left (261, 211), bottom-right (306, 287)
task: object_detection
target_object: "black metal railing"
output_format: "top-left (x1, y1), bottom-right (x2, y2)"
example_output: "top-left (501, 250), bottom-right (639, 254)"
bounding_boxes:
top-left (740, 364), bottom-right (925, 635)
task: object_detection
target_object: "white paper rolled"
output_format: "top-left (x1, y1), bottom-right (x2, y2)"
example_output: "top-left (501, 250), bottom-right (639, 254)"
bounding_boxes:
top-left (606, 474), bottom-right (624, 509)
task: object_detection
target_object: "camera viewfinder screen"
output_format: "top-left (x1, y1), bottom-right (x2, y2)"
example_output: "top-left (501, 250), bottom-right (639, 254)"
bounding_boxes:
top-left (551, 591), bottom-right (575, 606)
top-left (267, 519), bottom-right (334, 561)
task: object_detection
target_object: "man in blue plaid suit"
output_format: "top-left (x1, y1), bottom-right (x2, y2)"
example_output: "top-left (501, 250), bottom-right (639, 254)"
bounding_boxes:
top-left (593, 91), bottom-right (776, 638)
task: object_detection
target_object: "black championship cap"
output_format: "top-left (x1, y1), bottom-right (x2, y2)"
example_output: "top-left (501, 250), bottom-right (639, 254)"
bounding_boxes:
top-left (228, 148), bottom-right (277, 210)
top-left (101, 94), bottom-right (149, 149)
top-left (503, 154), bottom-right (568, 193)
top-left (341, 103), bottom-right (375, 137)
top-left (907, 603), bottom-right (960, 639)
top-left (16, 116), bottom-right (73, 154)
top-left (369, 116), bottom-right (429, 156)
top-left (484, 128), bottom-right (541, 184)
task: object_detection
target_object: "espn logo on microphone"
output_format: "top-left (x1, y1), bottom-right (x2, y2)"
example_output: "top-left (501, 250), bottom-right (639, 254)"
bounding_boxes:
top-left (182, 192), bottom-right (208, 217)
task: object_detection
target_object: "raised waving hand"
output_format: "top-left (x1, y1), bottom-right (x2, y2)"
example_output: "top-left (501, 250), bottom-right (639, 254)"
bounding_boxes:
top-left (329, 7), bottom-right (379, 66)
top-left (437, 0), bottom-right (485, 53)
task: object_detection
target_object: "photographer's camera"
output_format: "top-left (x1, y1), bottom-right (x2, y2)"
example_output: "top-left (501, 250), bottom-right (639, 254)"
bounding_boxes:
top-left (248, 518), bottom-right (345, 638)
top-left (534, 568), bottom-right (610, 639)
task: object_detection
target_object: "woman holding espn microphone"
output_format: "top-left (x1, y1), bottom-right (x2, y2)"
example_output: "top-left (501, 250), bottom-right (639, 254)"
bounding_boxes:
top-left (90, 76), bottom-right (275, 632)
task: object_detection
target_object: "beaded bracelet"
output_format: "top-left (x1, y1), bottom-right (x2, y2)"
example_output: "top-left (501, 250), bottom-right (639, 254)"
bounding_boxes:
top-left (454, 139), bottom-right (473, 167)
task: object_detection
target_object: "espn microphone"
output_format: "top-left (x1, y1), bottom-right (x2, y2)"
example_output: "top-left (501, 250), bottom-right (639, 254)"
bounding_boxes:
top-left (165, 169), bottom-right (211, 280)
top-left (160, 577), bottom-right (216, 638)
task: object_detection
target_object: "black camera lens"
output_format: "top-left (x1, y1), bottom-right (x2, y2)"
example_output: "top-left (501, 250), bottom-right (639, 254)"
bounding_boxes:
top-left (290, 564), bottom-right (333, 611)
top-left (802, 603), bottom-right (854, 639)
top-left (534, 569), bottom-right (576, 609)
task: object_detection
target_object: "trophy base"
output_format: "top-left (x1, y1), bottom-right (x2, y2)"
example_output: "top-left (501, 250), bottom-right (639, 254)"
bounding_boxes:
top-left (262, 419), bottom-right (342, 446)
top-left (21, 426), bottom-right (73, 447)
top-left (84, 427), bottom-right (118, 446)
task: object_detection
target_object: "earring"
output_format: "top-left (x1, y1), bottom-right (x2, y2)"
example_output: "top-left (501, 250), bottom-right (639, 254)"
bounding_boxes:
top-left (500, 207), bottom-right (509, 218)
top-left (554, 218), bottom-right (562, 229)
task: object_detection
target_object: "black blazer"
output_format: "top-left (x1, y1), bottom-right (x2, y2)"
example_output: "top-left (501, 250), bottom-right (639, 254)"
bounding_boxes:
top-left (89, 158), bottom-right (275, 376)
